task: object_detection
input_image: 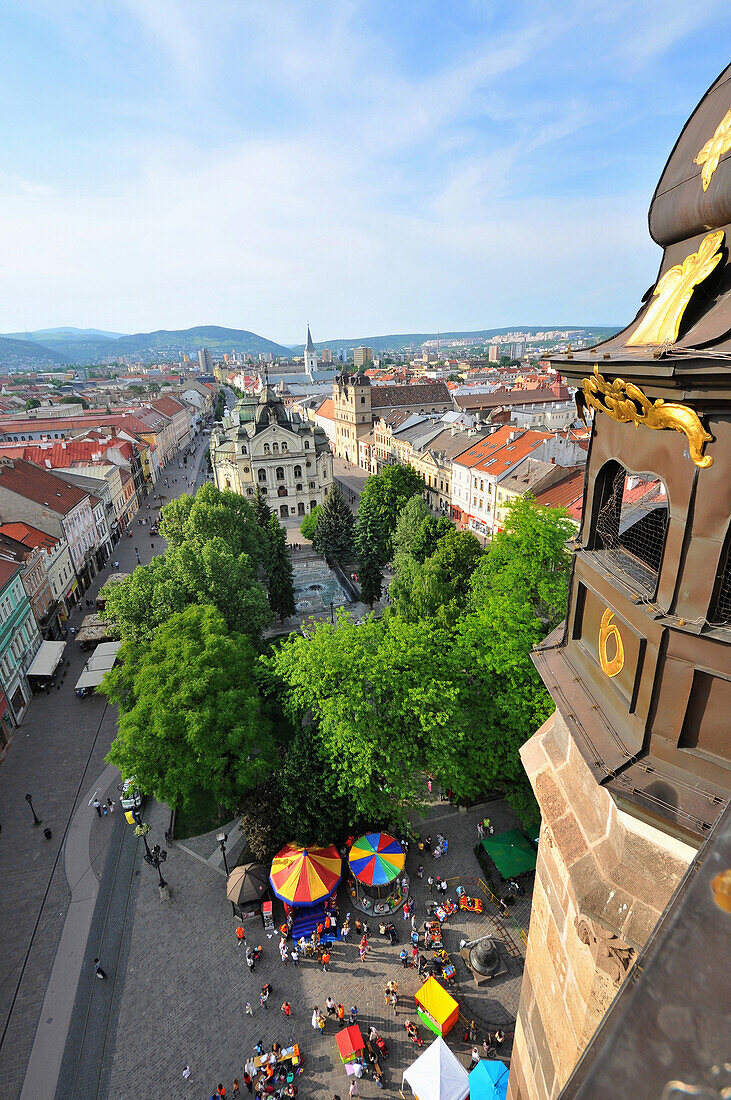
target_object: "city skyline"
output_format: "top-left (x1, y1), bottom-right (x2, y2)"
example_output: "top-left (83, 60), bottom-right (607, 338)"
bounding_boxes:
top-left (0, 2), bottom-right (728, 342)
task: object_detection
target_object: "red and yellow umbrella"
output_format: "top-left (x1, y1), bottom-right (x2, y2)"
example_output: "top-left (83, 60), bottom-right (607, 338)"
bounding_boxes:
top-left (348, 832), bottom-right (405, 886)
top-left (269, 843), bottom-right (342, 906)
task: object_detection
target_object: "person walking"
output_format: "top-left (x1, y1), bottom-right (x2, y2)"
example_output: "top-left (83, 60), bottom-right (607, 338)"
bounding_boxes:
top-left (477, 820), bottom-right (484, 840)
top-left (326, 997), bottom-right (336, 1016)
top-left (106, 798), bottom-right (116, 814)
top-left (93, 958), bottom-right (107, 979)
top-left (470, 1046), bottom-right (480, 1068)
top-left (232, 1079), bottom-right (240, 1098)
top-left (93, 798), bottom-right (102, 817)
top-left (348, 1080), bottom-right (359, 1098)
top-left (312, 1007), bottom-right (320, 1030)
top-left (281, 1001), bottom-right (291, 1017)
top-left (349, 1004), bottom-right (359, 1025)
top-left (217, 1085), bottom-right (226, 1098)
top-left (260, 987), bottom-right (268, 1009)
top-left (321, 948), bottom-right (331, 971)
top-left (182, 1065), bottom-right (192, 1082)
top-left (290, 946), bottom-right (299, 967)
top-left (427, 875), bottom-right (434, 893)
top-left (246, 948), bottom-right (255, 972)
top-left (341, 917), bottom-right (350, 940)
top-left (389, 990), bottom-right (398, 1016)
top-left (337, 1003), bottom-right (345, 1026)
top-left (242, 1071), bottom-right (253, 1093)
top-left (318, 1012), bottom-right (326, 1034)
top-left (400, 948), bottom-right (409, 969)
top-left (245, 1001), bottom-right (253, 1016)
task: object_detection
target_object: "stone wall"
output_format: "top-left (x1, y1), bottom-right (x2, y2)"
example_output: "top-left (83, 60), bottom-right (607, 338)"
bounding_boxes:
top-left (506, 711), bottom-right (695, 1100)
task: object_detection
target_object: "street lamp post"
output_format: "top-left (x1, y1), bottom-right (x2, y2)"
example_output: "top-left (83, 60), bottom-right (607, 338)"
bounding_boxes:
top-left (330, 601), bottom-right (334, 624)
top-left (217, 831), bottom-right (230, 877)
top-left (25, 793), bottom-right (41, 827)
top-left (136, 822), bottom-right (168, 891)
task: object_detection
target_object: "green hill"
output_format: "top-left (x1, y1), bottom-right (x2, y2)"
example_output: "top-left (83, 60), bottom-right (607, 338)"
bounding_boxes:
top-left (290, 325), bottom-right (619, 353)
top-left (0, 336), bottom-right (69, 368)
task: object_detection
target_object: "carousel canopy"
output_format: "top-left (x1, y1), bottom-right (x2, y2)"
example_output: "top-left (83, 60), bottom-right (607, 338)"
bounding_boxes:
top-left (269, 843), bottom-right (342, 906)
top-left (348, 833), bottom-right (405, 886)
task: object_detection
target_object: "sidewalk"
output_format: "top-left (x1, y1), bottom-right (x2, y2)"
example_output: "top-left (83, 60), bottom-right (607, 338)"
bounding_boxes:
top-left (0, 435), bottom-right (211, 1100)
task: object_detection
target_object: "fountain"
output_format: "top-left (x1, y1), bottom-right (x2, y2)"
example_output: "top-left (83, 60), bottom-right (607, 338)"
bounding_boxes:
top-left (461, 935), bottom-right (508, 986)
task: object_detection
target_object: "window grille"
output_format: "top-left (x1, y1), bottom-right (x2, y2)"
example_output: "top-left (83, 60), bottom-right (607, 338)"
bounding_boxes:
top-left (594, 468), bottom-right (669, 598)
top-left (710, 537), bottom-right (731, 626)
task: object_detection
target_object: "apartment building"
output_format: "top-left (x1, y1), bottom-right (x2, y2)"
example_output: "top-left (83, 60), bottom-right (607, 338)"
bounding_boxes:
top-left (0, 560), bottom-right (42, 727)
top-left (0, 523), bottom-right (78, 617)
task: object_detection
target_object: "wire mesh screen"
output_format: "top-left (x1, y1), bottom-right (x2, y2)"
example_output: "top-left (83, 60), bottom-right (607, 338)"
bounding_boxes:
top-left (594, 469), bottom-right (669, 598)
top-left (710, 545), bottom-right (731, 625)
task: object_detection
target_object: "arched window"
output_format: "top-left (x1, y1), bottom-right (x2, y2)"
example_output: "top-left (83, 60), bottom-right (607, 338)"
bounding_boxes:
top-left (257, 468), bottom-right (267, 484)
top-left (710, 526), bottom-right (731, 625)
top-left (310, 500), bottom-right (318, 512)
top-left (280, 505), bottom-right (289, 518)
top-left (591, 463), bottom-right (669, 598)
top-left (293, 465), bottom-right (302, 478)
top-left (276, 466), bottom-right (285, 481)
top-left (277, 486), bottom-right (287, 497)
top-left (298, 502), bottom-right (305, 515)
top-left (281, 442), bottom-right (287, 452)
top-left (226, 479), bottom-right (232, 489)
top-left (272, 443), bottom-right (279, 453)
top-left (263, 443), bottom-right (270, 455)
top-left (304, 441), bottom-right (311, 450)
top-left (241, 445), bottom-right (247, 454)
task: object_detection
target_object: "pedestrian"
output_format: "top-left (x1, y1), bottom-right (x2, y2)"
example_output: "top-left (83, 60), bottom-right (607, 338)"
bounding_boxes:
top-left (93, 958), bottom-right (106, 979)
top-left (243, 1071), bottom-right (253, 1093)
top-left (400, 948), bottom-right (409, 969)
top-left (246, 948), bottom-right (255, 972)
top-left (411, 914), bottom-right (417, 931)
top-left (482, 1037), bottom-right (490, 1056)
top-left (322, 948), bottom-right (331, 971)
top-left (348, 1080), bottom-right (359, 1098)
top-left (341, 917), bottom-right (350, 940)
top-left (469, 1019), bottom-right (477, 1042)
top-left (390, 991), bottom-right (398, 1015)
top-left (217, 1085), bottom-right (226, 1098)
top-left (318, 1013), bottom-right (326, 1034)
top-left (425, 835), bottom-right (432, 852)
top-left (311, 1007), bottom-right (320, 1030)
top-left (106, 798), bottom-right (116, 813)
top-left (427, 777), bottom-right (433, 794)
top-left (326, 996), bottom-right (336, 1015)
top-left (470, 1046), bottom-right (480, 1068)
top-left (260, 988), bottom-right (268, 1009)
top-left (494, 1028), bottom-right (504, 1047)
top-left (477, 821), bottom-right (484, 840)
top-left (290, 947), bottom-right (299, 967)
top-left (232, 1079), bottom-right (240, 1099)
top-left (245, 1001), bottom-right (253, 1016)
top-left (235, 926), bottom-right (246, 946)
top-left (440, 878), bottom-right (448, 894)
top-left (403, 901), bottom-right (410, 921)
top-left (427, 875), bottom-right (434, 893)
top-left (349, 1004), bottom-right (358, 1025)
top-left (416, 865), bottom-right (424, 879)
top-left (281, 1001), bottom-right (291, 1017)
top-left (182, 1065), bottom-right (192, 1082)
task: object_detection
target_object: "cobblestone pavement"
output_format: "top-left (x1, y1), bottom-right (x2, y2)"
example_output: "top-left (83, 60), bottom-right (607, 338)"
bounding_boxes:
top-left (107, 795), bottom-right (530, 1099)
top-left (0, 433), bottom-right (211, 1099)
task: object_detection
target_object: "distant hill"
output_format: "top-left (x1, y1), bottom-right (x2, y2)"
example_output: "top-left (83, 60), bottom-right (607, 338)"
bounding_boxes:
top-left (0, 324), bottom-right (289, 366)
top-left (0, 335), bottom-right (69, 368)
top-left (290, 325), bottom-right (619, 353)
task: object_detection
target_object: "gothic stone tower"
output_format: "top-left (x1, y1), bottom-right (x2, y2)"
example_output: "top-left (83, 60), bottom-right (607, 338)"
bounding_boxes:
top-left (508, 66), bottom-right (731, 1100)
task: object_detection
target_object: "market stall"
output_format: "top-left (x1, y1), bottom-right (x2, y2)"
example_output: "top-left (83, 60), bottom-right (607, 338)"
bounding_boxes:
top-left (76, 614), bottom-right (118, 649)
top-left (469, 1059), bottom-right (509, 1100)
top-left (336, 1024), bottom-right (364, 1065)
top-left (347, 832), bottom-right (407, 915)
top-left (414, 976), bottom-right (459, 1037)
top-left (26, 641), bottom-right (66, 689)
top-left (74, 640), bottom-right (122, 695)
top-left (402, 1036), bottom-right (469, 1100)
top-left (226, 862), bottom-right (269, 919)
top-left (269, 843), bottom-right (342, 941)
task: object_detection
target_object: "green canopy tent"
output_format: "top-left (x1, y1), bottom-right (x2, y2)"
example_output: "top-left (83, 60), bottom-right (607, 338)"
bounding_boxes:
top-left (481, 828), bottom-right (537, 880)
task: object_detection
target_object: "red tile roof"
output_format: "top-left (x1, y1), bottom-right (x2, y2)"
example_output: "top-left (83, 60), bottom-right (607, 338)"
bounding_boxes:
top-left (0, 522), bottom-right (59, 550)
top-left (0, 458), bottom-right (89, 514)
top-left (535, 468), bottom-right (586, 519)
top-left (473, 430), bottom-right (551, 477)
top-left (152, 396), bottom-right (186, 417)
top-left (315, 397), bottom-right (335, 420)
top-left (0, 558), bottom-right (22, 589)
top-left (370, 382), bottom-right (451, 409)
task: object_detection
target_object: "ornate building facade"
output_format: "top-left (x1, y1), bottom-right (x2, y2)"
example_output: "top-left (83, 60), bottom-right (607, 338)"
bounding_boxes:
top-left (508, 66), bottom-right (731, 1099)
top-left (210, 386), bottom-right (333, 518)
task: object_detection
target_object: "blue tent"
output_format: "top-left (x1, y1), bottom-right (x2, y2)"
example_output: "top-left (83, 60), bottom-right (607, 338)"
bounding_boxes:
top-left (469, 1059), bottom-right (509, 1100)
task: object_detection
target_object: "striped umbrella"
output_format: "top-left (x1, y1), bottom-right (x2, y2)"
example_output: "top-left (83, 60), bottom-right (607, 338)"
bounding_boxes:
top-left (269, 843), bottom-right (342, 906)
top-left (348, 833), bottom-right (405, 886)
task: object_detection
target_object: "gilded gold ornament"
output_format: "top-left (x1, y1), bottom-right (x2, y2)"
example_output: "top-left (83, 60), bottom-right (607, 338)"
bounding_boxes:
top-left (577, 365), bottom-right (714, 468)
top-left (627, 230), bottom-right (724, 347)
top-left (694, 108), bottom-right (731, 191)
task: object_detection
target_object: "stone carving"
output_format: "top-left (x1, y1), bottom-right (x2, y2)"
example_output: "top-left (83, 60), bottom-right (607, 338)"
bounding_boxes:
top-left (575, 915), bottom-right (635, 985)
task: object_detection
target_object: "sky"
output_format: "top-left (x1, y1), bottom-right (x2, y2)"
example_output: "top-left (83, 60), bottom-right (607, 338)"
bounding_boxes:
top-left (0, 1), bottom-right (729, 345)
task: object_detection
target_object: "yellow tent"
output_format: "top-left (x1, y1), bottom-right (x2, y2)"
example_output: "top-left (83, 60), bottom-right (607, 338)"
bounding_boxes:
top-left (414, 976), bottom-right (459, 1037)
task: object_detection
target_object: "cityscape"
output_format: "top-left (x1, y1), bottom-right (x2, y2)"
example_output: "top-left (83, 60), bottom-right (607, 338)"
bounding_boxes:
top-left (0, 7), bottom-right (729, 1100)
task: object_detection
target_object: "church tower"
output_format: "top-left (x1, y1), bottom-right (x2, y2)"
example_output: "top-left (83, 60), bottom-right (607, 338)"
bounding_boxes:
top-left (304, 324), bottom-right (317, 375)
top-left (508, 66), bottom-right (731, 1100)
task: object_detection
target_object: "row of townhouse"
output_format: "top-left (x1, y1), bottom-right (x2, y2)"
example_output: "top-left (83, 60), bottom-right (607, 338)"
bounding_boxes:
top-left (355, 411), bottom-right (589, 539)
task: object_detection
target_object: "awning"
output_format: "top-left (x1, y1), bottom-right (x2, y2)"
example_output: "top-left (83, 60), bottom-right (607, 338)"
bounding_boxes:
top-left (85, 640), bottom-right (122, 673)
top-left (481, 829), bottom-right (537, 879)
top-left (27, 641), bottom-right (66, 678)
top-left (402, 1036), bottom-right (470, 1100)
top-left (75, 668), bottom-right (106, 691)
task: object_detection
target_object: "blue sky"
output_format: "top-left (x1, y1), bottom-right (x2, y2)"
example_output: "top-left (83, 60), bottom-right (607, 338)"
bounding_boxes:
top-left (0, 1), bottom-right (728, 344)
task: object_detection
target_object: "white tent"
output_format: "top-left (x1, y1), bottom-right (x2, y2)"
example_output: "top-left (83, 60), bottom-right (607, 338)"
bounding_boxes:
top-left (402, 1036), bottom-right (470, 1100)
top-left (26, 641), bottom-right (66, 678)
top-left (75, 640), bottom-right (123, 691)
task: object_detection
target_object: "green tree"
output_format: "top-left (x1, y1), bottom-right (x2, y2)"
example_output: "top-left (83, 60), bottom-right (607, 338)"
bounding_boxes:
top-left (392, 495), bottom-right (431, 559)
top-left (251, 487), bottom-right (274, 530)
top-left (357, 465), bottom-right (425, 560)
top-left (159, 483), bottom-right (267, 565)
top-left (104, 606), bottom-right (276, 811)
top-left (354, 507), bottom-right (385, 606)
top-left (389, 527), bottom-right (483, 624)
top-left (270, 614), bottom-right (483, 819)
top-left (278, 726), bottom-right (355, 845)
top-left (60, 394), bottom-right (90, 409)
top-left (100, 555), bottom-right (186, 642)
top-left (299, 505), bottom-right (321, 541)
top-left (24, 398), bottom-right (41, 411)
top-left (311, 483), bottom-right (354, 559)
top-left (266, 515), bottom-right (296, 621)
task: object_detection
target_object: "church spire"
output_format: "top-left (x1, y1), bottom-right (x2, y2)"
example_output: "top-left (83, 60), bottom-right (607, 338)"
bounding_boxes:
top-left (306, 324), bottom-right (315, 353)
top-left (304, 324), bottom-right (317, 374)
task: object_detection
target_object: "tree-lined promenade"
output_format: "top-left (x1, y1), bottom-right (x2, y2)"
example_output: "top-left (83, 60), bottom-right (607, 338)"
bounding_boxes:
top-left (102, 468), bottom-right (574, 855)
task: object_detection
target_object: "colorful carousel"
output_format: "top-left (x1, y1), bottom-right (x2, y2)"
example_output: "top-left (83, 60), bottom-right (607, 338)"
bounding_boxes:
top-left (269, 843), bottom-right (343, 942)
top-left (347, 832), bottom-right (407, 915)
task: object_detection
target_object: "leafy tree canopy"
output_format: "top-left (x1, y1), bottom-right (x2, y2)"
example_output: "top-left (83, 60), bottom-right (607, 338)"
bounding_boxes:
top-left (357, 464), bottom-right (425, 560)
top-left (266, 515), bottom-right (296, 622)
top-left (389, 527), bottom-right (483, 625)
top-left (159, 482), bottom-right (267, 565)
top-left (104, 605), bottom-right (276, 811)
top-left (354, 507), bottom-right (386, 606)
top-left (24, 398), bottom-right (41, 410)
top-left (299, 505), bottom-right (321, 542)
